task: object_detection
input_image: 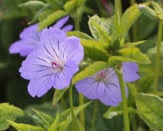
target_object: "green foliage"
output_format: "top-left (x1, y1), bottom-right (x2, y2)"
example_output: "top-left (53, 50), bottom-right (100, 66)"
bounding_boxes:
top-left (139, 4), bottom-right (157, 20)
top-left (72, 61), bottom-right (108, 84)
top-left (48, 102), bottom-right (90, 131)
top-left (0, 103), bottom-right (24, 131)
top-left (28, 109), bottom-right (54, 128)
top-left (81, 39), bottom-right (108, 60)
top-left (103, 106), bottom-right (135, 119)
top-left (119, 4), bottom-right (141, 41)
top-left (18, 1), bottom-right (47, 9)
top-left (88, 15), bottom-right (111, 47)
top-left (8, 120), bottom-right (45, 131)
top-left (136, 93), bottom-right (163, 131)
top-left (109, 47), bottom-right (150, 65)
top-left (38, 10), bottom-right (67, 30)
top-left (67, 31), bottom-right (93, 39)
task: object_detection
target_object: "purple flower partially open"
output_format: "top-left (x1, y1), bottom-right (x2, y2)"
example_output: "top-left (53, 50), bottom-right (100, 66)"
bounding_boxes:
top-left (9, 16), bottom-right (73, 56)
top-left (19, 27), bottom-right (83, 97)
top-left (75, 62), bottom-right (139, 106)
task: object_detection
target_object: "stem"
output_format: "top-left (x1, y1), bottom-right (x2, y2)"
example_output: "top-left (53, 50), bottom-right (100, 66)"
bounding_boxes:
top-left (153, 20), bottom-right (163, 93)
top-left (115, 0), bottom-right (122, 17)
top-left (114, 0), bottom-right (122, 41)
top-left (74, 18), bottom-right (80, 31)
top-left (116, 69), bottom-right (130, 131)
top-left (79, 94), bottom-right (85, 127)
top-left (69, 82), bottom-right (75, 129)
top-left (91, 101), bottom-right (98, 131)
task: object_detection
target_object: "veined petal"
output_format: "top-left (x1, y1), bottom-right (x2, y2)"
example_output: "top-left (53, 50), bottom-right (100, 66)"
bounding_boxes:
top-left (20, 24), bottom-right (40, 40)
top-left (62, 36), bottom-right (84, 63)
top-left (54, 61), bottom-right (79, 89)
top-left (76, 78), bottom-right (99, 99)
top-left (99, 82), bottom-right (122, 106)
top-left (27, 76), bottom-right (54, 97)
top-left (40, 27), bottom-right (67, 45)
top-left (122, 62), bottom-right (140, 82)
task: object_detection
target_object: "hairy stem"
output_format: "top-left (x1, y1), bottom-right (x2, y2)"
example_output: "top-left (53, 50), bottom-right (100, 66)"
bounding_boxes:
top-left (116, 69), bottom-right (130, 131)
top-left (91, 101), bottom-right (98, 131)
top-left (153, 20), bottom-right (163, 93)
top-left (69, 82), bottom-right (75, 130)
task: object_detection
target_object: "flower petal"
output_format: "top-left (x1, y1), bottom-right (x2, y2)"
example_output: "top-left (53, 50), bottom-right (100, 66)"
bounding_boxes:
top-left (54, 61), bottom-right (79, 89)
top-left (62, 36), bottom-right (84, 64)
top-left (62, 25), bottom-right (73, 32)
top-left (101, 82), bottom-right (122, 106)
top-left (75, 78), bottom-right (99, 100)
top-left (27, 76), bottom-right (54, 97)
top-left (9, 40), bottom-right (37, 56)
top-left (52, 16), bottom-right (70, 29)
top-left (20, 24), bottom-right (40, 40)
top-left (122, 62), bottom-right (140, 82)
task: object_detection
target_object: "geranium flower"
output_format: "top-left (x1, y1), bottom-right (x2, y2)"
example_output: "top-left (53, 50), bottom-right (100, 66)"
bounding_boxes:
top-left (75, 62), bottom-right (139, 106)
top-left (19, 27), bottom-right (83, 97)
top-left (9, 16), bottom-right (73, 56)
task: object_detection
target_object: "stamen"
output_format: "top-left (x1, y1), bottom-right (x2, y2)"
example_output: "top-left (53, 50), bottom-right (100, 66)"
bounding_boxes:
top-left (51, 61), bottom-right (63, 72)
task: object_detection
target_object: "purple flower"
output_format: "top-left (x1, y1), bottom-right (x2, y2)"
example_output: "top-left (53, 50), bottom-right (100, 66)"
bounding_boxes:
top-left (19, 27), bottom-right (83, 97)
top-left (9, 16), bottom-right (73, 56)
top-left (75, 62), bottom-right (139, 106)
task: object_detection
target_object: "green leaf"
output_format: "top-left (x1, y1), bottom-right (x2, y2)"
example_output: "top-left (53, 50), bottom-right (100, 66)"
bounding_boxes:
top-left (136, 93), bottom-right (163, 131)
top-left (88, 15), bottom-right (111, 47)
top-left (103, 106), bottom-right (135, 119)
top-left (152, 1), bottom-right (163, 20)
top-left (18, 1), bottom-right (46, 8)
top-left (8, 120), bottom-right (45, 131)
top-left (28, 109), bottom-right (53, 128)
top-left (67, 31), bottom-right (93, 40)
top-left (81, 39), bottom-right (108, 61)
top-left (0, 103), bottom-right (24, 131)
top-left (125, 40), bottom-right (146, 47)
top-left (119, 47), bottom-right (150, 64)
top-left (119, 4), bottom-right (141, 40)
top-left (72, 61), bottom-right (109, 84)
top-left (138, 4), bottom-right (157, 20)
top-left (39, 10), bottom-right (67, 30)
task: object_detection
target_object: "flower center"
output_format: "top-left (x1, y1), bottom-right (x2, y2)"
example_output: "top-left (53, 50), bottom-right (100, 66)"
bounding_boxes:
top-left (95, 70), bottom-right (108, 82)
top-left (51, 61), bottom-right (63, 72)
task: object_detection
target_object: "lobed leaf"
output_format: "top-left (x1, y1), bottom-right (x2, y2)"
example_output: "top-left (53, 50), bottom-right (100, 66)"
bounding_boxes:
top-left (135, 93), bottom-right (163, 131)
